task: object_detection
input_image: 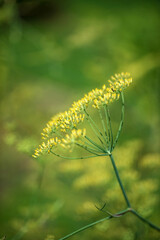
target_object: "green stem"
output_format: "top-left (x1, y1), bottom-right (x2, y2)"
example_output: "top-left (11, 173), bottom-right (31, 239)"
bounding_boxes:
top-left (85, 136), bottom-right (106, 153)
top-left (58, 209), bottom-right (130, 240)
top-left (56, 152), bottom-right (160, 240)
top-left (104, 105), bottom-right (111, 144)
top-left (75, 142), bottom-right (101, 156)
top-left (74, 126), bottom-right (104, 152)
top-left (84, 109), bottom-right (106, 145)
top-left (50, 150), bottom-right (106, 160)
top-left (109, 153), bottom-right (131, 208)
top-left (104, 105), bottom-right (113, 151)
top-left (112, 92), bottom-right (124, 150)
top-left (83, 140), bottom-right (103, 152)
top-left (85, 114), bottom-right (105, 147)
top-left (109, 154), bottom-right (160, 231)
top-left (131, 210), bottom-right (160, 231)
top-left (98, 109), bottom-right (109, 147)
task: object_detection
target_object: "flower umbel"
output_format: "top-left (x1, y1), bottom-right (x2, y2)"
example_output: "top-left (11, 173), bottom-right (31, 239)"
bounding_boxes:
top-left (33, 72), bottom-right (132, 159)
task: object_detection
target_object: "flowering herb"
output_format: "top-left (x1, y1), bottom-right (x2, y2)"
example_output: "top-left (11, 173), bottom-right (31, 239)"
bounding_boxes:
top-left (33, 72), bottom-right (160, 240)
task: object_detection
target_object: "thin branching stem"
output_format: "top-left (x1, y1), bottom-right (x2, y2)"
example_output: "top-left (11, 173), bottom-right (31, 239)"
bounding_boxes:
top-left (98, 108), bottom-right (109, 147)
top-left (109, 154), bottom-right (160, 231)
top-left (58, 208), bottom-right (131, 240)
top-left (112, 92), bottom-right (124, 150)
top-left (84, 109), bottom-right (107, 145)
top-left (57, 153), bottom-right (160, 240)
top-left (104, 105), bottom-right (113, 151)
top-left (75, 142), bottom-right (101, 156)
top-left (131, 210), bottom-right (160, 231)
top-left (58, 216), bottom-right (111, 240)
top-left (85, 135), bottom-right (106, 153)
top-left (85, 114), bottom-right (105, 147)
top-left (74, 127), bottom-right (104, 152)
top-left (106, 106), bottom-right (113, 150)
top-left (82, 139), bottom-right (104, 153)
top-left (76, 142), bottom-right (100, 153)
top-left (50, 150), bottom-right (106, 160)
top-left (109, 153), bottom-right (131, 208)
top-left (104, 105), bottom-right (111, 143)
top-left (53, 141), bottom-right (160, 240)
top-left (86, 119), bottom-right (106, 148)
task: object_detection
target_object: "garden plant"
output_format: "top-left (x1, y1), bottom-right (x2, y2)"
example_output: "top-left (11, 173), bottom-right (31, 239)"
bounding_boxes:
top-left (33, 72), bottom-right (160, 239)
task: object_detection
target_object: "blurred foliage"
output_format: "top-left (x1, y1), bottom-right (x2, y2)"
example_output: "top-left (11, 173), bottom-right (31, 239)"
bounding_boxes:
top-left (0, 0), bottom-right (160, 240)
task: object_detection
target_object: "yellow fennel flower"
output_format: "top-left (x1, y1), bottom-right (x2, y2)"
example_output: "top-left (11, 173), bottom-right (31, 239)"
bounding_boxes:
top-left (33, 72), bottom-right (132, 159)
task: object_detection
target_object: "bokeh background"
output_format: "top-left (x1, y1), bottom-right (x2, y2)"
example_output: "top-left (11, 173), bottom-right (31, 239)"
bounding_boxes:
top-left (0, 0), bottom-right (160, 239)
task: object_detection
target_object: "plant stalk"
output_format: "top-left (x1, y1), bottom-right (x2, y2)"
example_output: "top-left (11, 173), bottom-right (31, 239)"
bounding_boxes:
top-left (58, 209), bottom-right (130, 240)
top-left (112, 92), bottom-right (125, 150)
top-left (109, 153), bottom-right (131, 208)
top-left (109, 154), bottom-right (160, 231)
top-left (131, 210), bottom-right (160, 231)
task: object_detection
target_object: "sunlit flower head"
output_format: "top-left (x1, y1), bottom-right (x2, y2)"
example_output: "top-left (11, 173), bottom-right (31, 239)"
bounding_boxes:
top-left (33, 72), bottom-right (132, 159)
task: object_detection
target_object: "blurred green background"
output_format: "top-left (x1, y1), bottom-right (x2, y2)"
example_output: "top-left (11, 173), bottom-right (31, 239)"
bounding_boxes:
top-left (0, 0), bottom-right (160, 239)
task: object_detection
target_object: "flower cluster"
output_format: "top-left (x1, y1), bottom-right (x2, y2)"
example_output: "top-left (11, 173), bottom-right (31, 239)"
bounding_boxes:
top-left (60, 128), bottom-right (86, 149)
top-left (90, 72), bottom-right (132, 109)
top-left (108, 72), bottom-right (132, 92)
top-left (91, 88), bottom-right (120, 109)
top-left (33, 128), bottom-right (86, 158)
top-left (33, 137), bottom-right (61, 158)
top-left (42, 72), bottom-right (132, 138)
top-left (42, 111), bottom-right (85, 139)
top-left (33, 72), bottom-right (132, 158)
